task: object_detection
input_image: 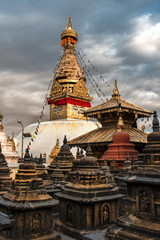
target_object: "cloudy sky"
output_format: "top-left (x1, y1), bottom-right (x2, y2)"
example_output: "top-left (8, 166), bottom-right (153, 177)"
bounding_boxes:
top-left (0, 0), bottom-right (160, 135)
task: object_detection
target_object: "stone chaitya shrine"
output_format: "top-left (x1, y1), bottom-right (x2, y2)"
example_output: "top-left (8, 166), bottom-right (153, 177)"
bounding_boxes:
top-left (55, 145), bottom-right (122, 239)
top-left (47, 135), bottom-right (74, 184)
top-left (0, 143), bottom-right (12, 195)
top-left (0, 148), bottom-right (61, 240)
top-left (100, 130), bottom-right (139, 168)
top-left (106, 111), bottom-right (160, 240)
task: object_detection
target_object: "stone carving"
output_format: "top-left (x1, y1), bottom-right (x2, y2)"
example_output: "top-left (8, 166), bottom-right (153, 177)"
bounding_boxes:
top-left (101, 204), bottom-right (109, 225)
top-left (32, 213), bottom-right (41, 231)
top-left (139, 191), bottom-right (150, 213)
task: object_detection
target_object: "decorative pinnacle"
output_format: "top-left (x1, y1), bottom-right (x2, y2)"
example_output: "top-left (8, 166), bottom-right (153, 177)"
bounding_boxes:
top-left (63, 135), bottom-right (67, 145)
top-left (112, 80), bottom-right (120, 98)
top-left (152, 111), bottom-right (159, 132)
top-left (66, 16), bottom-right (72, 29)
top-left (56, 139), bottom-right (60, 146)
top-left (76, 147), bottom-right (80, 158)
top-left (24, 148), bottom-right (31, 162)
top-left (86, 144), bottom-right (93, 156)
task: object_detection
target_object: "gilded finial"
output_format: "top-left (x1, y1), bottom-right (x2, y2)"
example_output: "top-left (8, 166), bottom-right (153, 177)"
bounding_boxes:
top-left (66, 16), bottom-right (72, 29)
top-left (61, 17), bottom-right (78, 48)
top-left (112, 80), bottom-right (120, 98)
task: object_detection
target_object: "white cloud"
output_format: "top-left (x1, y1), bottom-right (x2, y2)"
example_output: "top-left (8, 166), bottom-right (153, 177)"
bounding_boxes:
top-left (130, 14), bottom-right (160, 55)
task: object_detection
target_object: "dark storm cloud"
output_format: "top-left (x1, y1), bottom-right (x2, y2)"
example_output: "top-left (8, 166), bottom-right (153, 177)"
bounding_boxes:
top-left (0, 0), bottom-right (160, 135)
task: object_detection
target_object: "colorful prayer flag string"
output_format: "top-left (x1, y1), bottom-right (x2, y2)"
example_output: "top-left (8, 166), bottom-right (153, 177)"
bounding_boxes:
top-left (27, 49), bottom-right (64, 150)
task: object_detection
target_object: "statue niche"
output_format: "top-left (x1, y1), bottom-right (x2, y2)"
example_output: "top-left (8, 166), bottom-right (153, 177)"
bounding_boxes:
top-left (136, 186), bottom-right (155, 221)
top-left (139, 191), bottom-right (150, 213)
top-left (32, 213), bottom-right (41, 232)
top-left (101, 204), bottom-right (109, 225)
top-left (66, 203), bottom-right (73, 225)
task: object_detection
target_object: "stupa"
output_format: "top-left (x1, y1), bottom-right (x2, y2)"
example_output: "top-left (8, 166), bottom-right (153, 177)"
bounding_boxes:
top-left (55, 145), bottom-right (122, 239)
top-left (0, 144), bottom-right (12, 195)
top-left (47, 135), bottom-right (74, 184)
top-left (0, 113), bottom-right (19, 164)
top-left (106, 111), bottom-right (160, 239)
top-left (99, 124), bottom-right (139, 168)
top-left (69, 80), bottom-right (152, 158)
top-left (49, 139), bottom-right (61, 163)
top-left (16, 17), bottom-right (100, 162)
top-left (0, 148), bottom-right (61, 240)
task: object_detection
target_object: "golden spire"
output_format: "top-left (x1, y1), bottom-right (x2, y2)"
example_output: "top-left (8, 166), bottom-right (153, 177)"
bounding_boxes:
top-left (61, 16), bottom-right (78, 48)
top-left (49, 139), bottom-right (61, 163)
top-left (112, 80), bottom-right (120, 98)
top-left (66, 16), bottom-right (72, 29)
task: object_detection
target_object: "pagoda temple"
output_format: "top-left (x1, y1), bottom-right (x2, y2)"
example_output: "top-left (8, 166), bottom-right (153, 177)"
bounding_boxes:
top-left (106, 111), bottom-right (160, 239)
top-left (69, 80), bottom-right (152, 158)
top-left (48, 16), bottom-right (93, 120)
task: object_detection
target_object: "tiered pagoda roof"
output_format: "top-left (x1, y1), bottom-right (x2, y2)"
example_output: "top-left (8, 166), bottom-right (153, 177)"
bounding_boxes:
top-left (85, 80), bottom-right (151, 117)
top-left (69, 81), bottom-right (152, 157)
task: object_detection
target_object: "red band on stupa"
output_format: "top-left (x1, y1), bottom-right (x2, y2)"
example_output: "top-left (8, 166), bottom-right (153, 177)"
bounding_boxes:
top-left (48, 97), bottom-right (91, 108)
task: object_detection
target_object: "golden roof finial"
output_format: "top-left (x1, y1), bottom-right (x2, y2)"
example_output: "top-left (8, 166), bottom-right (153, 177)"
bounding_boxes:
top-left (66, 16), bottom-right (72, 29)
top-left (112, 80), bottom-right (120, 98)
top-left (61, 17), bottom-right (78, 48)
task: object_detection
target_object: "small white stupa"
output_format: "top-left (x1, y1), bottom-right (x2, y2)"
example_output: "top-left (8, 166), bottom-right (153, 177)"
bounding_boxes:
top-left (0, 113), bottom-right (19, 164)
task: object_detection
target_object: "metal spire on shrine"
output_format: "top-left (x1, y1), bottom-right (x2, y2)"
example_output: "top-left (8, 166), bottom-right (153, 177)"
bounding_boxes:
top-left (112, 80), bottom-right (120, 98)
top-left (61, 16), bottom-right (78, 48)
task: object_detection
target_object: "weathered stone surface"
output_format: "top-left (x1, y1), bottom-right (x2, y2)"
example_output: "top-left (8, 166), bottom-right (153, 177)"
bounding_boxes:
top-left (0, 149), bottom-right (61, 240)
top-left (55, 145), bottom-right (122, 239)
top-left (106, 111), bottom-right (160, 240)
